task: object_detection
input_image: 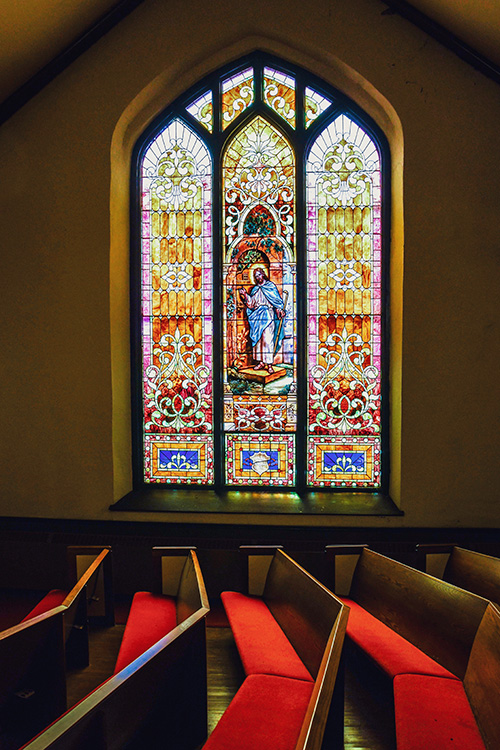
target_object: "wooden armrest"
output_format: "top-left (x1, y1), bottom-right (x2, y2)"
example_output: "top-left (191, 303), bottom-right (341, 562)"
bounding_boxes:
top-left (152, 547), bottom-right (199, 597)
top-left (325, 544), bottom-right (368, 557)
top-left (66, 547), bottom-right (114, 626)
top-left (239, 545), bottom-right (283, 555)
top-left (239, 546), bottom-right (282, 596)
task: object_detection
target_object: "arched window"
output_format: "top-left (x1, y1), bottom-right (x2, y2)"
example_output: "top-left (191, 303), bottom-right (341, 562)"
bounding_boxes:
top-left (132, 54), bottom-right (389, 497)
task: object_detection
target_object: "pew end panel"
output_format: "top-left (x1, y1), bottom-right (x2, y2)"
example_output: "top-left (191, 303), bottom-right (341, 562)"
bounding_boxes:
top-left (152, 546), bottom-right (209, 624)
top-left (264, 549), bottom-right (345, 681)
top-left (0, 609), bottom-right (67, 750)
top-left (239, 545), bottom-right (283, 596)
top-left (66, 547), bottom-right (114, 626)
top-left (325, 545), bottom-right (368, 597)
top-left (415, 543), bottom-right (455, 577)
top-left (60, 548), bottom-right (115, 669)
top-left (296, 603), bottom-right (349, 750)
top-left (20, 613), bottom-right (209, 750)
top-left (464, 603), bottom-right (500, 750)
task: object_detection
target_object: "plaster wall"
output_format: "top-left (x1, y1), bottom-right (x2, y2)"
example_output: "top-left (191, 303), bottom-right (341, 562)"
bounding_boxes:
top-left (0, 0), bottom-right (498, 527)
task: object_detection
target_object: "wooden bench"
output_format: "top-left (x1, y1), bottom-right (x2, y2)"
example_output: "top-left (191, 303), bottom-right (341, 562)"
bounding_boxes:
top-left (204, 546), bottom-right (349, 750)
top-left (0, 548), bottom-right (113, 749)
top-left (20, 547), bottom-right (210, 750)
top-left (326, 545), bottom-right (494, 749)
top-left (416, 544), bottom-right (500, 607)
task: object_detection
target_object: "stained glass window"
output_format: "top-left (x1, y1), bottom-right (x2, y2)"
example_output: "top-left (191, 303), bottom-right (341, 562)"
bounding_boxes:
top-left (133, 56), bottom-right (388, 495)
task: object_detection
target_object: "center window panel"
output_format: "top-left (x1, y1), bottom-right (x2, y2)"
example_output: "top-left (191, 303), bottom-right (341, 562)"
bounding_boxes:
top-left (223, 116), bottom-right (297, 486)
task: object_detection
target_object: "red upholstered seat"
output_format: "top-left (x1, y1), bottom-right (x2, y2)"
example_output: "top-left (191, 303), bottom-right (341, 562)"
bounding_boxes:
top-left (221, 591), bottom-right (313, 682)
top-left (21, 589), bottom-right (67, 622)
top-left (113, 592), bottom-right (177, 674)
top-left (341, 598), bottom-right (459, 680)
top-left (394, 674), bottom-right (485, 749)
top-left (202, 674), bottom-right (314, 750)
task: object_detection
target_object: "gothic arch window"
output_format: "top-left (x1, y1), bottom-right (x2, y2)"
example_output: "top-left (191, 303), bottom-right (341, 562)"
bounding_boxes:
top-left (132, 54), bottom-right (389, 497)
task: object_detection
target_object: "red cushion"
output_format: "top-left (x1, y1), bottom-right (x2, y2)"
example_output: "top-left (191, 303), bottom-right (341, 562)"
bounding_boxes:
top-left (342, 598), bottom-right (458, 679)
top-left (221, 591), bottom-right (313, 682)
top-left (202, 674), bottom-right (314, 750)
top-left (21, 589), bottom-right (67, 622)
top-left (394, 674), bottom-right (485, 749)
top-left (114, 592), bottom-right (177, 674)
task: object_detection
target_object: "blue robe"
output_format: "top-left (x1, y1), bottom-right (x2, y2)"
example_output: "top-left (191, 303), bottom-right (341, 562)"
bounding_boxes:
top-left (245, 280), bottom-right (285, 354)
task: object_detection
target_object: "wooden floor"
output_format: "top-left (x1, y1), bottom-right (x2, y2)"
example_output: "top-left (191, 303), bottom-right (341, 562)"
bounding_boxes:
top-left (206, 626), bottom-right (396, 749)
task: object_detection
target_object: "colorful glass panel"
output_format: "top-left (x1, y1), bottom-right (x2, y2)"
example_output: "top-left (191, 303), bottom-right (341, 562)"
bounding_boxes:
top-left (186, 90), bottom-right (213, 132)
top-left (263, 67), bottom-right (295, 128)
top-left (305, 86), bottom-right (332, 128)
top-left (222, 116), bottom-right (296, 487)
top-left (221, 68), bottom-right (254, 130)
top-left (140, 119), bottom-right (214, 484)
top-left (226, 433), bottom-right (295, 486)
top-left (306, 114), bottom-right (382, 487)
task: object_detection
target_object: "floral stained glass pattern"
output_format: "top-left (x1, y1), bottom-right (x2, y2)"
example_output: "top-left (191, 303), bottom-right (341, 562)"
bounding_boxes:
top-left (306, 115), bottom-right (382, 487)
top-left (140, 119), bottom-right (214, 483)
top-left (222, 116), bottom-right (296, 487)
top-left (263, 67), bottom-right (295, 128)
top-left (186, 90), bottom-right (213, 132)
top-left (305, 86), bottom-right (332, 128)
top-left (221, 68), bottom-right (254, 130)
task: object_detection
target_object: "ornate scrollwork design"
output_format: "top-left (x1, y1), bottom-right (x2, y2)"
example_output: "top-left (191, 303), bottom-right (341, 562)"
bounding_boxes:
top-left (144, 327), bottom-right (210, 432)
top-left (310, 326), bottom-right (379, 433)
top-left (224, 120), bottom-right (294, 244)
top-left (312, 137), bottom-right (375, 206)
top-left (147, 140), bottom-right (206, 210)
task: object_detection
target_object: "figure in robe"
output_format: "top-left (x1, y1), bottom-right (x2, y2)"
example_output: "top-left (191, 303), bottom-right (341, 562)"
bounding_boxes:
top-left (239, 268), bottom-right (286, 373)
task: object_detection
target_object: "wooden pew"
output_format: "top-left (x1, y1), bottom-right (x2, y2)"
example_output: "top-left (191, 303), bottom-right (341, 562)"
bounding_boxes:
top-left (0, 548), bottom-right (114, 748)
top-left (22, 547), bottom-right (114, 669)
top-left (20, 547), bottom-right (210, 750)
top-left (326, 545), bottom-right (492, 749)
top-left (416, 544), bottom-right (500, 607)
top-left (204, 546), bottom-right (349, 750)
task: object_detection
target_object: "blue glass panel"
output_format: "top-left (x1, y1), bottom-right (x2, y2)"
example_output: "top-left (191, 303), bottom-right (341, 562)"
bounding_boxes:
top-left (158, 449), bottom-right (200, 472)
top-left (323, 451), bottom-right (365, 474)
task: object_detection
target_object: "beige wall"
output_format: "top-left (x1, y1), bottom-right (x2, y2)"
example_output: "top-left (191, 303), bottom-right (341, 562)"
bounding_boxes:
top-left (0, 0), bottom-right (498, 527)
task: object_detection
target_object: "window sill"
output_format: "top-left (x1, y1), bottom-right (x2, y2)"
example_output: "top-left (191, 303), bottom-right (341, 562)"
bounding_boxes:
top-left (110, 488), bottom-right (402, 516)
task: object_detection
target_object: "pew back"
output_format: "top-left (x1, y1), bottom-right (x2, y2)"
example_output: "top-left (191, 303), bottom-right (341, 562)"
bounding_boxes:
top-left (348, 548), bottom-right (488, 678)
top-left (464, 603), bottom-right (500, 750)
top-left (21, 549), bottom-right (210, 750)
top-left (417, 545), bottom-right (500, 608)
top-left (264, 549), bottom-right (344, 680)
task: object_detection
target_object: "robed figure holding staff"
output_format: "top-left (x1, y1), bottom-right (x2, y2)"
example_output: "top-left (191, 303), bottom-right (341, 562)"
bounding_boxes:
top-left (239, 268), bottom-right (286, 373)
